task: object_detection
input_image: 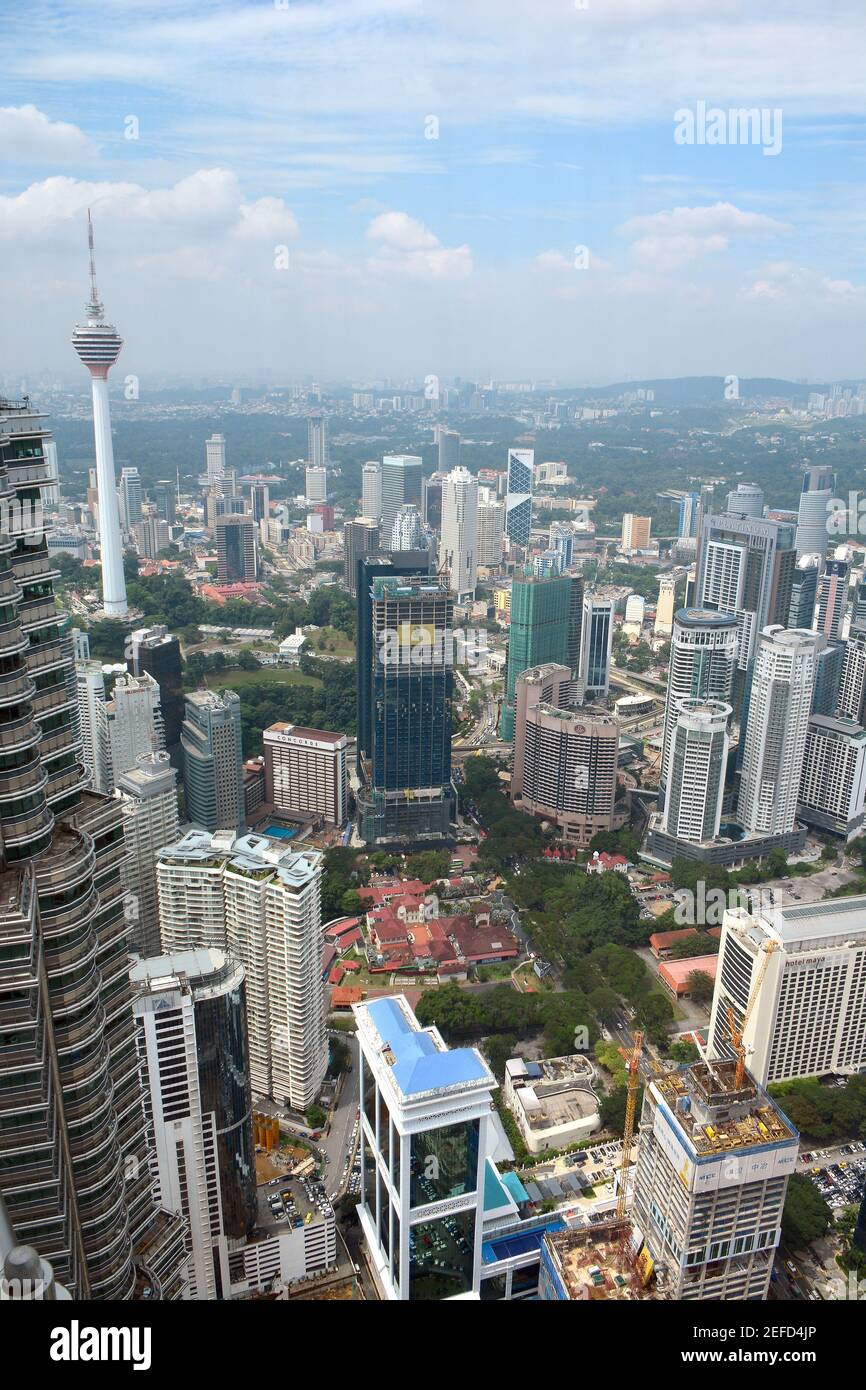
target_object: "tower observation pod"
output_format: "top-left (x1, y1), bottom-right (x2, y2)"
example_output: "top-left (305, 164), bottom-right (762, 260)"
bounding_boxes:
top-left (71, 211), bottom-right (128, 617)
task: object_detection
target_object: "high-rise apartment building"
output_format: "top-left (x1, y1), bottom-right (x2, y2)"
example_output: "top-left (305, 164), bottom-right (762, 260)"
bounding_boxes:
top-left (216, 513), bottom-right (256, 584)
top-left (677, 492), bottom-right (700, 540)
top-left (356, 572), bottom-right (454, 844)
top-left (737, 626), bottom-right (818, 836)
top-left (381, 455), bottom-right (423, 540)
top-left (661, 699), bottom-right (730, 843)
top-left (838, 622), bottom-right (866, 724)
top-left (421, 472), bottom-right (445, 530)
top-left (621, 513), bottom-right (652, 554)
top-left (788, 554), bottom-right (819, 627)
top-left (476, 497), bottom-right (505, 568)
top-left (344, 517), bottom-right (380, 596)
top-left (131, 949), bottom-right (257, 1300)
top-left (504, 448), bottom-right (534, 548)
top-left (182, 689), bottom-right (244, 831)
top-left (353, 993), bottom-right (497, 1300)
top-left (116, 750), bottom-right (180, 957)
top-left (798, 714), bottom-right (866, 840)
top-left (76, 658), bottom-right (113, 793)
top-left (512, 664), bottom-right (618, 847)
top-left (263, 723), bottom-right (348, 824)
top-left (816, 557), bottom-right (849, 639)
top-left (205, 433), bottom-right (227, 485)
top-left (154, 478), bottom-right (177, 524)
top-left (157, 832), bottom-right (327, 1108)
top-left (249, 481), bottom-right (269, 524)
top-left (133, 514), bottom-right (170, 559)
top-left (500, 571), bottom-right (571, 740)
top-left (71, 215), bottom-right (128, 616)
top-left (108, 670), bottom-right (165, 787)
top-left (709, 898), bottom-right (866, 1085)
top-left (654, 574), bottom-right (677, 637)
top-left (439, 465), bottom-right (478, 602)
top-left (128, 623), bottom-right (185, 751)
top-left (632, 1061), bottom-right (797, 1300)
top-left (362, 461), bottom-right (382, 521)
top-left (796, 464), bottom-right (835, 559)
top-left (120, 466), bottom-right (143, 532)
top-left (0, 395), bottom-right (185, 1300)
top-left (390, 504), bottom-right (425, 551)
top-left (811, 633), bottom-right (845, 716)
top-left (659, 608), bottom-right (737, 806)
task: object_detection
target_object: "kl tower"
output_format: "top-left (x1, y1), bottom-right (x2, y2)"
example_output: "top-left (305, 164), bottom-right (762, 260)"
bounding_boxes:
top-left (71, 211), bottom-right (128, 617)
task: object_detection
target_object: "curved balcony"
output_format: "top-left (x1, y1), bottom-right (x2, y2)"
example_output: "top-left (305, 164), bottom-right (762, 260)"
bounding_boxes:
top-left (0, 715), bottom-right (42, 755)
top-left (25, 637), bottom-right (70, 675)
top-left (0, 671), bottom-right (36, 707)
top-left (44, 761), bottom-right (89, 805)
top-left (1, 806), bottom-right (54, 855)
top-left (18, 599), bottom-right (60, 633)
top-left (30, 683), bottom-right (76, 719)
top-left (0, 760), bottom-right (47, 800)
top-left (34, 825), bottom-right (94, 893)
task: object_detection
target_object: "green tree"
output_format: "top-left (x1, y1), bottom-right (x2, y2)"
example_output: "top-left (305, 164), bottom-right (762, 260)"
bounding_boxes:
top-left (781, 1174), bottom-right (832, 1249)
top-left (305, 1104), bottom-right (327, 1130)
top-left (685, 970), bottom-right (715, 1004)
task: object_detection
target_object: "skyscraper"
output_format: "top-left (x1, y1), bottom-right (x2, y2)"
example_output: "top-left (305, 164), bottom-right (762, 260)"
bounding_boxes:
top-left (182, 689), bottom-right (245, 831)
top-left (307, 413), bottom-right (328, 470)
top-left (0, 396), bottom-right (185, 1300)
top-left (390, 504), bottom-right (425, 551)
top-left (737, 626), bottom-right (818, 835)
top-left (816, 556), bottom-right (849, 639)
top-left (362, 461), bottom-right (382, 521)
top-left (632, 1061), bottom-right (797, 1301)
top-left (725, 482), bottom-right (765, 519)
top-left (477, 496), bottom-right (505, 568)
top-left (157, 832), bottom-right (327, 1108)
top-left (216, 513), bottom-right (257, 583)
top-left (249, 481), bottom-right (269, 523)
top-left (305, 464), bottom-right (328, 503)
top-left (439, 465), bottom-right (478, 602)
top-left (576, 592), bottom-right (614, 702)
top-left (206, 433), bottom-right (227, 485)
top-left (421, 471), bottom-right (446, 529)
top-left (356, 573), bottom-right (455, 844)
top-left (356, 549), bottom-right (431, 780)
top-left (436, 426), bottom-right (461, 472)
top-left (512, 665), bottom-right (618, 847)
top-left (798, 714), bottom-right (866, 841)
top-left (353, 993), bottom-right (496, 1300)
top-left (131, 948), bottom-right (257, 1300)
top-left (500, 571), bottom-right (571, 740)
top-left (108, 670), bottom-right (165, 786)
top-left (659, 608), bottom-right (737, 807)
top-left (796, 464), bottom-right (835, 559)
top-left (154, 478), bottom-right (177, 524)
top-left (654, 573), bottom-right (677, 637)
top-left (76, 658), bottom-right (113, 793)
top-left (128, 624), bottom-right (185, 751)
top-left (838, 622), bottom-right (866, 724)
top-left (381, 455), bottom-right (423, 540)
top-left (620, 513), bottom-right (652, 554)
top-left (263, 723), bottom-right (348, 825)
top-left (788, 554), bottom-right (819, 628)
top-left (504, 447), bottom-right (534, 547)
top-left (116, 750), bottom-right (180, 957)
top-left (120, 466), bottom-right (143, 531)
top-left (70, 213), bottom-right (128, 616)
top-left (661, 699), bottom-right (731, 843)
top-left (343, 517), bottom-right (380, 596)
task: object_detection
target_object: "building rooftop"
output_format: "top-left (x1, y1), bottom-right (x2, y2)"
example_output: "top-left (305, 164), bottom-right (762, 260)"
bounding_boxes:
top-left (652, 1062), bottom-right (797, 1159)
top-left (355, 993), bottom-right (493, 1100)
top-left (544, 1226), bottom-right (658, 1301)
top-left (729, 896), bottom-right (866, 949)
top-left (158, 828), bottom-right (320, 886)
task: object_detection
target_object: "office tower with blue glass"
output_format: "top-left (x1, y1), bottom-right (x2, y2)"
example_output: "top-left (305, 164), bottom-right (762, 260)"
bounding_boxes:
top-left (499, 570), bottom-right (572, 740)
top-left (356, 572), bottom-right (455, 844)
top-left (504, 447), bottom-right (534, 547)
top-left (354, 994), bottom-right (496, 1300)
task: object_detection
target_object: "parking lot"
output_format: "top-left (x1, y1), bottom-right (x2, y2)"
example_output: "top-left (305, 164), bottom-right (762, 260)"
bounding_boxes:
top-left (263, 1172), bottom-right (333, 1229)
top-left (802, 1141), bottom-right (866, 1212)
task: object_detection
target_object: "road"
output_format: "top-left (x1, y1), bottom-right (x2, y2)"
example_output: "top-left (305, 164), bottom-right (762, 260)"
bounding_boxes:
top-left (320, 1031), bottom-right (360, 1196)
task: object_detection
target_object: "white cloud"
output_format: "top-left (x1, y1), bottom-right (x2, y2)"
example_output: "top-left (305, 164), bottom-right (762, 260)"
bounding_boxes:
top-left (366, 211), bottom-right (472, 279)
top-left (621, 201), bottom-right (789, 271)
top-left (234, 196), bottom-right (299, 242)
top-left (0, 105), bottom-right (94, 162)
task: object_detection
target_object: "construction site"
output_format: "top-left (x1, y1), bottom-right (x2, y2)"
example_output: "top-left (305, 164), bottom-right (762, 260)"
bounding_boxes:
top-left (652, 1060), bottom-right (796, 1158)
top-left (540, 1224), bottom-right (661, 1301)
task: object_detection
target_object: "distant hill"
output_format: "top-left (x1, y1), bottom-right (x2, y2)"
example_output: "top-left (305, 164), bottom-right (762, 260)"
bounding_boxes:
top-left (547, 377), bottom-right (864, 406)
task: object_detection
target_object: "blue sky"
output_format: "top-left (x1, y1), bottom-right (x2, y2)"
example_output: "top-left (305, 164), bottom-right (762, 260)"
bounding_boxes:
top-left (2, 0), bottom-right (866, 383)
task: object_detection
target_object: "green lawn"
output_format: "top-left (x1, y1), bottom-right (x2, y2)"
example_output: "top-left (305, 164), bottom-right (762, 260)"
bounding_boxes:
top-left (204, 666), bottom-right (323, 690)
top-left (303, 626), bottom-right (354, 659)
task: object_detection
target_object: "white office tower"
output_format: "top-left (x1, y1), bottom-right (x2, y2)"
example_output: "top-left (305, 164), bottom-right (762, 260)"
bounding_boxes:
top-left (661, 699), bottom-right (730, 843)
top-left (659, 609), bottom-right (737, 806)
top-left (654, 573), bottom-right (677, 636)
top-left (353, 993), bottom-right (497, 1300)
top-left (436, 426), bottom-right (461, 472)
top-left (70, 212), bottom-right (128, 616)
top-left (708, 897), bottom-right (866, 1085)
top-left (816, 557), bottom-right (849, 639)
top-left (798, 715), bottom-right (866, 841)
top-left (108, 670), bottom-right (165, 786)
top-left (796, 464), bottom-right (835, 559)
top-left (390, 504), bottom-right (425, 551)
top-left (305, 465), bottom-right (328, 503)
top-left (131, 950), bottom-right (257, 1301)
top-left (116, 751), bottom-right (179, 958)
top-left (119, 466), bottom-right (142, 532)
top-left (736, 626), bottom-right (817, 835)
top-left (631, 1061), bottom-right (797, 1300)
top-left (75, 659), bottom-right (112, 793)
top-left (381, 455), bottom-right (423, 540)
top-left (477, 496), bottom-right (505, 568)
top-left (307, 413), bottom-right (328, 470)
top-left (838, 622), bottom-right (866, 723)
top-left (205, 433), bottom-right (227, 485)
top-left (440, 465), bottom-right (478, 602)
top-left (725, 482), bottom-right (764, 519)
top-left (362, 460), bottom-right (382, 521)
top-left (157, 831), bottom-right (327, 1109)
top-left (504, 448), bottom-right (534, 548)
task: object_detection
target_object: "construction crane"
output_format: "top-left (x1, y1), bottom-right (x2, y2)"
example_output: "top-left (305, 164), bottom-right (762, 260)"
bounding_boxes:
top-left (616, 1030), bottom-right (644, 1226)
top-left (727, 939), bottom-right (778, 1090)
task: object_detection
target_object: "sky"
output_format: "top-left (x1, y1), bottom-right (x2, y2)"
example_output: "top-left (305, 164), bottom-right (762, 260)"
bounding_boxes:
top-left (2, 0), bottom-right (866, 386)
